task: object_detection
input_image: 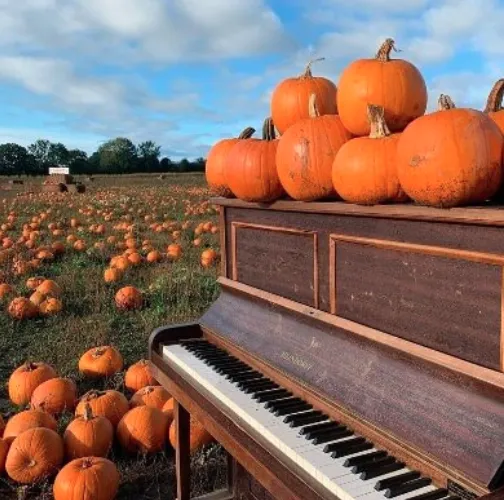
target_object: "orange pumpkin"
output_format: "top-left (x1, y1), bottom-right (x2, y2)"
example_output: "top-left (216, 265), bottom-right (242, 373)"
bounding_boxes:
top-left (0, 283), bottom-right (14, 301)
top-left (124, 359), bottom-right (158, 392)
top-left (276, 94), bottom-right (352, 201)
top-left (168, 415), bottom-right (213, 452)
top-left (146, 250), bottom-right (162, 263)
top-left (129, 385), bottom-right (170, 410)
top-left (39, 297), bottom-right (63, 316)
top-left (225, 117), bottom-right (283, 202)
top-left (36, 279), bottom-right (61, 297)
top-left (26, 276), bottom-right (45, 290)
top-left (30, 377), bottom-right (77, 415)
top-left (332, 104), bottom-right (407, 205)
top-left (337, 39), bottom-right (427, 136)
top-left (53, 457), bottom-right (120, 500)
top-left (75, 390), bottom-right (129, 428)
top-left (117, 406), bottom-right (168, 453)
top-left (397, 95), bottom-right (504, 208)
top-left (201, 248), bottom-right (218, 268)
top-left (271, 58), bottom-right (337, 135)
top-left (29, 290), bottom-right (46, 307)
top-left (115, 286), bottom-right (142, 310)
top-left (3, 409), bottom-right (58, 444)
top-left (8, 361), bottom-right (57, 406)
top-left (64, 404), bottom-right (114, 459)
top-left (484, 78), bottom-right (504, 134)
top-left (7, 297), bottom-right (39, 320)
top-left (5, 427), bottom-right (64, 483)
top-left (162, 398), bottom-right (174, 420)
top-left (206, 127), bottom-right (256, 197)
top-left (166, 243), bottom-right (182, 261)
top-left (104, 267), bottom-right (122, 283)
top-left (78, 345), bottom-right (124, 378)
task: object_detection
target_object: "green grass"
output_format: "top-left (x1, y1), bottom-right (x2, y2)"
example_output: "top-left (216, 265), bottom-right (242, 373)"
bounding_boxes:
top-left (0, 174), bottom-right (226, 499)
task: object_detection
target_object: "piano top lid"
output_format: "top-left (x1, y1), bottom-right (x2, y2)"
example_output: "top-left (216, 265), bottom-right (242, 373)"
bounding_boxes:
top-left (211, 197), bottom-right (504, 227)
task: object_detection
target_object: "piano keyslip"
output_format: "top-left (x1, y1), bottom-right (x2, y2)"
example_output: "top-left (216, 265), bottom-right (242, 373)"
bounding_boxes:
top-left (163, 340), bottom-right (455, 500)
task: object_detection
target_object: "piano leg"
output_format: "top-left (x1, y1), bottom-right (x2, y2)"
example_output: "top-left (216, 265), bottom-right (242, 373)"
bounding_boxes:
top-left (175, 400), bottom-right (191, 500)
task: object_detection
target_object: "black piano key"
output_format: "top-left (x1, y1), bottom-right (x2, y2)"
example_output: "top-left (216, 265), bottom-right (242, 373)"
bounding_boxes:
top-left (324, 437), bottom-right (366, 453)
top-left (300, 421), bottom-right (340, 437)
top-left (244, 382), bottom-right (279, 394)
top-left (360, 461), bottom-right (405, 480)
top-left (265, 397), bottom-right (302, 410)
top-left (226, 370), bottom-right (257, 381)
top-left (331, 441), bottom-right (373, 458)
top-left (236, 377), bottom-right (266, 388)
top-left (215, 364), bottom-right (248, 374)
top-left (311, 428), bottom-right (353, 445)
top-left (384, 477), bottom-right (432, 498)
top-left (288, 412), bottom-right (326, 428)
top-left (344, 450), bottom-right (388, 468)
top-left (375, 471), bottom-right (421, 491)
top-left (254, 389), bottom-right (292, 402)
top-left (205, 358), bottom-right (239, 367)
top-left (284, 410), bottom-right (323, 426)
top-left (274, 402), bottom-right (311, 416)
top-left (351, 456), bottom-right (395, 474)
top-left (407, 489), bottom-right (449, 500)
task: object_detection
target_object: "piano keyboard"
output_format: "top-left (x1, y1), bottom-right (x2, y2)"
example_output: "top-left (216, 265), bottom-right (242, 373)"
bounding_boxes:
top-left (163, 339), bottom-right (460, 500)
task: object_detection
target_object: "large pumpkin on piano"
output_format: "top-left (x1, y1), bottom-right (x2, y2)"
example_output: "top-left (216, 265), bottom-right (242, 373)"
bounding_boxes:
top-left (206, 127), bottom-right (256, 197)
top-left (397, 95), bottom-right (504, 208)
top-left (225, 117), bottom-right (284, 202)
top-left (276, 94), bottom-right (352, 201)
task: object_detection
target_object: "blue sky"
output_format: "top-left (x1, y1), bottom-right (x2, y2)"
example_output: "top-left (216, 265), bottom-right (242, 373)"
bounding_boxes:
top-left (0, 0), bottom-right (502, 159)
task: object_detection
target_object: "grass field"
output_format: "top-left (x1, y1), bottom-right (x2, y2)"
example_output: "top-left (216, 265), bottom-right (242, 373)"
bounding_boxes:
top-left (0, 173), bottom-right (227, 499)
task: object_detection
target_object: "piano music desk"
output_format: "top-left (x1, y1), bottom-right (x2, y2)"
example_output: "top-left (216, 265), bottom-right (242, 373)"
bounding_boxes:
top-left (150, 199), bottom-right (504, 500)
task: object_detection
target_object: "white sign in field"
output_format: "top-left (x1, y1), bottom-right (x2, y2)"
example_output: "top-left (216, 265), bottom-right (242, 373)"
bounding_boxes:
top-left (49, 167), bottom-right (70, 175)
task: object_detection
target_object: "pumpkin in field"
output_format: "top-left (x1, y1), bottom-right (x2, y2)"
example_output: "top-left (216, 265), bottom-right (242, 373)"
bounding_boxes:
top-left (117, 406), bottom-right (168, 453)
top-left (201, 248), bottom-right (218, 268)
top-left (110, 255), bottom-right (129, 271)
top-left (104, 267), bottom-right (123, 283)
top-left (7, 297), bottom-right (39, 320)
top-left (124, 359), bottom-right (157, 392)
top-left (162, 398), bottom-right (174, 421)
top-left (0, 438), bottom-right (8, 475)
top-left (166, 243), bottom-right (182, 261)
top-left (206, 127), bottom-right (256, 197)
top-left (397, 95), bottom-right (504, 208)
top-left (36, 279), bottom-right (61, 297)
top-left (5, 427), bottom-right (64, 483)
top-left (115, 285), bottom-right (142, 310)
top-left (26, 276), bottom-right (45, 290)
top-left (8, 361), bottom-right (57, 406)
top-left (225, 118), bottom-right (284, 202)
top-left (337, 39), bottom-right (427, 136)
top-left (168, 415), bottom-right (213, 452)
top-left (130, 385), bottom-right (170, 410)
top-left (75, 390), bottom-right (129, 428)
top-left (276, 94), bottom-right (352, 201)
top-left (53, 457), bottom-right (120, 500)
top-left (3, 409), bottom-right (58, 444)
top-left (146, 250), bottom-right (162, 263)
top-left (332, 104), bottom-right (407, 205)
top-left (29, 290), bottom-right (46, 307)
top-left (30, 377), bottom-right (77, 415)
top-left (271, 58), bottom-right (337, 135)
top-left (64, 404), bottom-right (114, 459)
top-left (484, 78), bottom-right (504, 134)
top-left (78, 345), bottom-right (123, 378)
top-left (39, 297), bottom-right (63, 316)
top-left (0, 283), bottom-right (14, 301)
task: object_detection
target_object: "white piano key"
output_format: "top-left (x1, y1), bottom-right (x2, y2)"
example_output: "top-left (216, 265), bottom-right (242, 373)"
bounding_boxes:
top-left (360, 484), bottom-right (437, 500)
top-left (162, 344), bottom-right (435, 500)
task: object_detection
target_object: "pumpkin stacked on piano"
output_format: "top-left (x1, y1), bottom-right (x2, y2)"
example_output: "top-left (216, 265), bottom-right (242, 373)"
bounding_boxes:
top-left (0, 347), bottom-right (214, 496)
top-left (206, 39), bottom-right (504, 209)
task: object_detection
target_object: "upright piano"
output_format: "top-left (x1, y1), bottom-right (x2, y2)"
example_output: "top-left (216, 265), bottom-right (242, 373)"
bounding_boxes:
top-left (149, 198), bottom-right (504, 500)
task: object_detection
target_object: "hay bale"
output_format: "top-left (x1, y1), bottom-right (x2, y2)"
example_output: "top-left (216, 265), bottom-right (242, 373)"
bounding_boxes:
top-left (41, 183), bottom-right (66, 193)
top-left (48, 174), bottom-right (73, 184)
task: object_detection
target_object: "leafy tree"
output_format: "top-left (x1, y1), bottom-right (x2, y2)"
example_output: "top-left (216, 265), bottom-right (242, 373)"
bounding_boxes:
top-left (47, 142), bottom-right (69, 166)
top-left (67, 149), bottom-right (89, 174)
top-left (159, 157), bottom-right (174, 172)
top-left (97, 137), bottom-right (137, 174)
top-left (137, 140), bottom-right (161, 172)
top-left (28, 139), bottom-right (52, 171)
top-left (0, 143), bottom-right (37, 175)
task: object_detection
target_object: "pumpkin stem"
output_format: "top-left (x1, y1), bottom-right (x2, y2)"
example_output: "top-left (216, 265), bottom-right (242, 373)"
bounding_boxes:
top-left (262, 118), bottom-right (276, 141)
top-left (238, 127), bottom-right (256, 139)
top-left (80, 458), bottom-right (93, 469)
top-left (308, 94), bottom-right (320, 118)
top-left (367, 105), bottom-right (391, 138)
top-left (302, 57), bottom-right (325, 78)
top-left (375, 38), bottom-right (401, 62)
top-left (438, 94), bottom-right (456, 110)
top-left (484, 79), bottom-right (504, 113)
top-left (23, 361), bottom-right (36, 371)
top-left (83, 403), bottom-right (94, 421)
top-left (92, 347), bottom-right (106, 358)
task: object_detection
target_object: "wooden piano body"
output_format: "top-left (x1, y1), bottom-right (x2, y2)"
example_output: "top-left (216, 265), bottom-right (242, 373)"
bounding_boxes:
top-left (149, 199), bottom-right (504, 500)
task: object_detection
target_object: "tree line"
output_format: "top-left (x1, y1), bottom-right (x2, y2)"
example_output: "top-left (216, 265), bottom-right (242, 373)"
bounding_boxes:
top-left (0, 137), bottom-right (206, 176)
